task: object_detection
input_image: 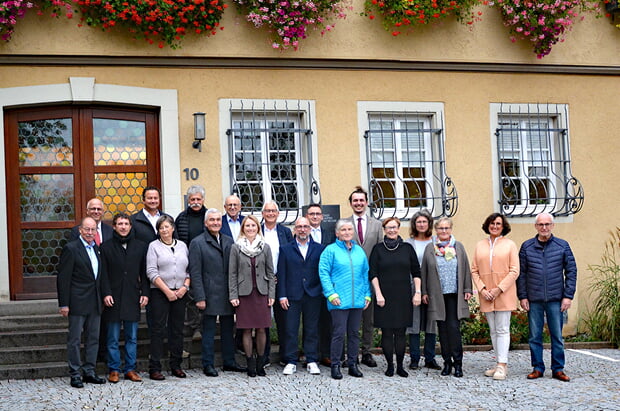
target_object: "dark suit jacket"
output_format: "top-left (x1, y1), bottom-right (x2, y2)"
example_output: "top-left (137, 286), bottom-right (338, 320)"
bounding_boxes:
top-left (130, 209), bottom-right (174, 244)
top-left (70, 222), bottom-right (113, 243)
top-left (221, 214), bottom-right (244, 239)
top-left (318, 222), bottom-right (336, 246)
top-left (57, 238), bottom-right (103, 316)
top-left (277, 238), bottom-right (325, 301)
top-left (99, 233), bottom-right (150, 322)
top-left (261, 223), bottom-right (293, 248)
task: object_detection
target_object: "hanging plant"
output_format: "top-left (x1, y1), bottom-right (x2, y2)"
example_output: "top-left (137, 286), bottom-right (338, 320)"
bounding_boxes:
top-left (363, 0), bottom-right (486, 36)
top-left (496, 0), bottom-right (601, 58)
top-left (74, 0), bottom-right (227, 49)
top-left (1, 0), bottom-right (71, 42)
top-left (233, 0), bottom-right (350, 50)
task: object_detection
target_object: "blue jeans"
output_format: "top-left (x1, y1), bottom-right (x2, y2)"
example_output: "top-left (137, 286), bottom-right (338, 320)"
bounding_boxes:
top-left (409, 333), bottom-right (437, 364)
top-left (107, 320), bottom-right (138, 373)
top-left (528, 301), bottom-right (565, 373)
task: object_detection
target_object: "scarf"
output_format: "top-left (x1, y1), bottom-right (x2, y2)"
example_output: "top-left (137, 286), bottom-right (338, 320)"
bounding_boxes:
top-left (383, 235), bottom-right (402, 250)
top-left (113, 229), bottom-right (134, 245)
top-left (434, 235), bottom-right (456, 261)
top-left (236, 235), bottom-right (265, 258)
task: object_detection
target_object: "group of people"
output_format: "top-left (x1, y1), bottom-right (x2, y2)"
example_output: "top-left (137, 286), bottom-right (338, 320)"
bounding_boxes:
top-left (57, 184), bottom-right (577, 388)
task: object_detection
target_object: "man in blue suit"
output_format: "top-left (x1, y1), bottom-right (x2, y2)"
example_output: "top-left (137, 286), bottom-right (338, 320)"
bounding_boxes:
top-left (278, 217), bottom-right (325, 375)
top-left (220, 194), bottom-right (244, 239)
top-left (261, 201), bottom-right (293, 365)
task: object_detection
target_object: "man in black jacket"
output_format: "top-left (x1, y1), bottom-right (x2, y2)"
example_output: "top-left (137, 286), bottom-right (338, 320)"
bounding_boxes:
top-left (100, 213), bottom-right (150, 383)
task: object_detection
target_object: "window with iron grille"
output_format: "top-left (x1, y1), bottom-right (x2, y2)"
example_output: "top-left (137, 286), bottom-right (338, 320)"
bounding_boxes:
top-left (492, 103), bottom-right (583, 217)
top-left (358, 102), bottom-right (457, 220)
top-left (222, 100), bottom-right (320, 222)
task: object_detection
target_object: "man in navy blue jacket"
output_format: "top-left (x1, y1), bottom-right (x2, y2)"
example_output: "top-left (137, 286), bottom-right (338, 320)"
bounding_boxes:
top-left (277, 217), bottom-right (325, 375)
top-left (517, 212), bottom-right (577, 382)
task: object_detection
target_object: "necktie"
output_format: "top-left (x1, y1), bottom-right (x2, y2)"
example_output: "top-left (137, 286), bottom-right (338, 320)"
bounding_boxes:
top-left (94, 230), bottom-right (101, 246)
top-left (357, 217), bottom-right (364, 245)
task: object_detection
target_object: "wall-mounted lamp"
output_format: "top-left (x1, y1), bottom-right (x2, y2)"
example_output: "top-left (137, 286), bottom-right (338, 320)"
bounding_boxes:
top-left (193, 112), bottom-right (206, 152)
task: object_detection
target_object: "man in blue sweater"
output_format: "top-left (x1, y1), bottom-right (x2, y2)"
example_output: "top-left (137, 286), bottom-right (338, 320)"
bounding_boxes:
top-left (517, 212), bottom-right (577, 382)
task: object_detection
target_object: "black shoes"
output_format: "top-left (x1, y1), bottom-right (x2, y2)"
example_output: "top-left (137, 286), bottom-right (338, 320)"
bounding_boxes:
top-left (246, 356), bottom-right (257, 377)
top-left (83, 374), bottom-right (106, 384)
top-left (348, 363), bottom-right (364, 377)
top-left (453, 364), bottom-right (463, 378)
top-left (331, 364), bottom-right (343, 380)
top-left (361, 353), bottom-right (377, 368)
top-left (203, 365), bottom-right (218, 377)
top-left (409, 361), bottom-right (419, 370)
top-left (441, 363), bottom-right (452, 376)
top-left (385, 363), bottom-right (394, 377)
top-left (70, 376), bottom-right (84, 388)
top-left (396, 366), bottom-right (409, 378)
top-left (256, 356), bottom-right (266, 377)
top-left (425, 359), bottom-right (442, 370)
top-left (223, 363), bottom-right (247, 373)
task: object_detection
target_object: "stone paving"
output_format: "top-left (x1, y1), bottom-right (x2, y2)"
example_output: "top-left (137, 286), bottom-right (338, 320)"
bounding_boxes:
top-left (0, 348), bottom-right (618, 410)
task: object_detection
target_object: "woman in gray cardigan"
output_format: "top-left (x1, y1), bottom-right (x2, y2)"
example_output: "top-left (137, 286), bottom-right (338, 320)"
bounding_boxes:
top-left (421, 217), bottom-right (472, 378)
top-left (229, 215), bottom-right (275, 377)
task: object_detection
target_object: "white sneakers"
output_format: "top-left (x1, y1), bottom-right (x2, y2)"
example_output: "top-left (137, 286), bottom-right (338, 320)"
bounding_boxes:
top-left (493, 365), bottom-right (507, 380)
top-left (484, 367), bottom-right (496, 377)
top-left (283, 364), bottom-right (296, 375)
top-left (307, 362), bottom-right (321, 375)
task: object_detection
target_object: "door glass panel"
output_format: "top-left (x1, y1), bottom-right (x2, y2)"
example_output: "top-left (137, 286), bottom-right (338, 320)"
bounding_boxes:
top-left (20, 174), bottom-right (75, 222)
top-left (93, 118), bottom-right (146, 166)
top-left (22, 229), bottom-right (69, 277)
top-left (18, 119), bottom-right (73, 167)
top-left (95, 172), bottom-right (148, 219)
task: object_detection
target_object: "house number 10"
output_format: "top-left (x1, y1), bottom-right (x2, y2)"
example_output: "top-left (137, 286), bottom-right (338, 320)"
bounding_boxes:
top-left (183, 168), bottom-right (199, 181)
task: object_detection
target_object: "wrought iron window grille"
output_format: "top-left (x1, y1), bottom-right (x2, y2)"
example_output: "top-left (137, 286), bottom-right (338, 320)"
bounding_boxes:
top-left (495, 103), bottom-right (584, 217)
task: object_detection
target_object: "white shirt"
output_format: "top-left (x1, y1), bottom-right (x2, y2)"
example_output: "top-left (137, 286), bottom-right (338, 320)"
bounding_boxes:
top-left (227, 215), bottom-right (241, 240)
top-left (310, 227), bottom-right (322, 244)
top-left (297, 240), bottom-right (309, 259)
top-left (143, 208), bottom-right (160, 234)
top-left (263, 226), bottom-right (280, 273)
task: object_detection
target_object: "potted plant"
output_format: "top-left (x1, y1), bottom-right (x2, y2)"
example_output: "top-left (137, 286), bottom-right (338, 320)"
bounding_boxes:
top-left (233, 0), bottom-right (350, 50)
top-left (363, 0), bottom-right (486, 36)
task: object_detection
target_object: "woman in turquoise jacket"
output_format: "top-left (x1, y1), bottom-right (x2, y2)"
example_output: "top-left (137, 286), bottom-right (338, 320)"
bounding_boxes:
top-left (319, 219), bottom-right (371, 380)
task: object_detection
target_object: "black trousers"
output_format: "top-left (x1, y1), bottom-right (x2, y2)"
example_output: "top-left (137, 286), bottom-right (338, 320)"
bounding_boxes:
top-left (437, 293), bottom-right (463, 365)
top-left (149, 289), bottom-right (187, 372)
top-left (381, 327), bottom-right (406, 366)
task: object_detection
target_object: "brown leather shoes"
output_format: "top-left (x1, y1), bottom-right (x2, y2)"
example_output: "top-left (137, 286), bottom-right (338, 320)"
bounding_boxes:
top-left (527, 370), bottom-right (544, 380)
top-left (125, 370), bottom-right (142, 382)
top-left (107, 371), bottom-right (120, 383)
top-left (552, 371), bottom-right (571, 382)
top-left (320, 357), bottom-right (332, 367)
top-left (149, 371), bottom-right (165, 381)
top-left (171, 368), bottom-right (187, 378)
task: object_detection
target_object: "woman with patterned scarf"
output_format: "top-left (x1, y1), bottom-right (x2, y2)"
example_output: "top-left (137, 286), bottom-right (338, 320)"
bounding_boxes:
top-left (229, 215), bottom-right (275, 377)
top-left (420, 217), bottom-right (472, 378)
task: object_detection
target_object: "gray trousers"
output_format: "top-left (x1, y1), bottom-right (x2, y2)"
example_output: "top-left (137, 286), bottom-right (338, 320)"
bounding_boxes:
top-left (360, 302), bottom-right (374, 355)
top-left (67, 313), bottom-right (101, 377)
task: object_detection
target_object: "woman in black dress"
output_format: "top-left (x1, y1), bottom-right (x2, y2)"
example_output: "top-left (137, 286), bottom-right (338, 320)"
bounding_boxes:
top-left (369, 217), bottom-right (421, 377)
top-left (229, 215), bottom-right (275, 377)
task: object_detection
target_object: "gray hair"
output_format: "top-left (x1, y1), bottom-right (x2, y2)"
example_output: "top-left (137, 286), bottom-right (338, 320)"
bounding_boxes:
top-left (261, 200), bottom-right (279, 212)
top-left (535, 212), bottom-right (554, 224)
top-left (335, 219), bottom-right (354, 233)
top-left (434, 217), bottom-right (453, 230)
top-left (186, 185), bottom-right (205, 198)
top-left (204, 208), bottom-right (221, 222)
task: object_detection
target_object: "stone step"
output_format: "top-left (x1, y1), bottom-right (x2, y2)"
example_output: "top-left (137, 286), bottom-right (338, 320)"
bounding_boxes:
top-left (0, 326), bottom-right (152, 348)
top-left (0, 314), bottom-right (67, 331)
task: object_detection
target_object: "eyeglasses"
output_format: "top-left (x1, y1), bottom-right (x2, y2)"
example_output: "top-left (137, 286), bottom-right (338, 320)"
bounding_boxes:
top-left (295, 225), bottom-right (310, 230)
top-left (263, 209), bottom-right (278, 214)
top-left (88, 207), bottom-right (103, 212)
top-left (536, 223), bottom-right (552, 227)
top-left (80, 227), bottom-right (97, 232)
top-left (225, 204), bottom-right (240, 208)
top-left (384, 225), bottom-right (399, 230)
top-left (436, 227), bottom-right (452, 231)
top-left (307, 212), bottom-right (322, 216)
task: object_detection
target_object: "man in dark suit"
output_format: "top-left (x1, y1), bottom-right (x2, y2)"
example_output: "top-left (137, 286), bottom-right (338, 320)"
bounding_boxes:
top-left (261, 201), bottom-right (293, 365)
top-left (278, 217), bottom-right (325, 376)
top-left (131, 186), bottom-right (168, 244)
top-left (70, 198), bottom-right (113, 244)
top-left (306, 203), bottom-right (336, 366)
top-left (100, 213), bottom-right (150, 383)
top-left (348, 186), bottom-right (383, 368)
top-left (220, 194), bottom-right (244, 239)
top-left (57, 217), bottom-right (106, 388)
top-left (189, 208), bottom-right (246, 377)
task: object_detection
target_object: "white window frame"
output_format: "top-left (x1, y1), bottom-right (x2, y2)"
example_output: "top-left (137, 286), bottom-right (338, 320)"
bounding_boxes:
top-left (490, 103), bottom-right (579, 220)
top-left (219, 99), bottom-right (320, 223)
top-left (357, 101), bottom-right (454, 220)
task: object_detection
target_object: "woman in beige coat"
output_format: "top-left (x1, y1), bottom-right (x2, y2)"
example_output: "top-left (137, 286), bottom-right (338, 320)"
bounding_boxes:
top-left (471, 213), bottom-right (519, 380)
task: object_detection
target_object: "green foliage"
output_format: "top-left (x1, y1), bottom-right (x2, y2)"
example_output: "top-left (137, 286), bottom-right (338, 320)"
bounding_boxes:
top-left (585, 227), bottom-right (620, 346)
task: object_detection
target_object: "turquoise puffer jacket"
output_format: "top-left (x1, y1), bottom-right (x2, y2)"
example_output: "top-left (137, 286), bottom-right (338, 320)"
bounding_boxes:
top-left (319, 239), bottom-right (370, 311)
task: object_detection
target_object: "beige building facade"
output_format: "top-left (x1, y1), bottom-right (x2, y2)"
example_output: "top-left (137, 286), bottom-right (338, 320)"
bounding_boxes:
top-left (1, 2), bottom-right (619, 333)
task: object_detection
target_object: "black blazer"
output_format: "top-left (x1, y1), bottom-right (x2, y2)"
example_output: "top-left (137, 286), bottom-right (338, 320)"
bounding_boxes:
top-left (261, 223), bottom-right (293, 248)
top-left (277, 238), bottom-right (325, 301)
top-left (319, 222), bottom-right (336, 246)
top-left (70, 222), bottom-right (114, 243)
top-left (57, 238), bottom-right (103, 316)
top-left (130, 209), bottom-right (175, 244)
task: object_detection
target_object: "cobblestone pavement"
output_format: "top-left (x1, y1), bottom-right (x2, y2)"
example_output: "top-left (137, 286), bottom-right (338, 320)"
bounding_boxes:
top-left (0, 349), bottom-right (618, 410)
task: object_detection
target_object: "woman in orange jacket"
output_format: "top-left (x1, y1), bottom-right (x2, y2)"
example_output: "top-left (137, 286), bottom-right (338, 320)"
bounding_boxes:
top-left (471, 213), bottom-right (519, 381)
